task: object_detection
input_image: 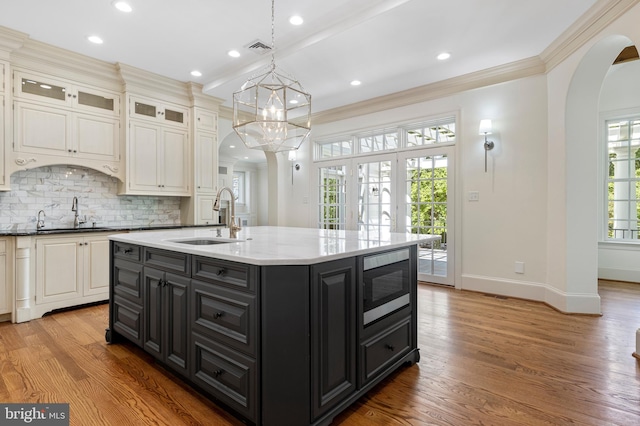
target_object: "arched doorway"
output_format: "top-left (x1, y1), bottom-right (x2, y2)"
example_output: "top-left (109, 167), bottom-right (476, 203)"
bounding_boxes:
top-left (564, 35), bottom-right (635, 313)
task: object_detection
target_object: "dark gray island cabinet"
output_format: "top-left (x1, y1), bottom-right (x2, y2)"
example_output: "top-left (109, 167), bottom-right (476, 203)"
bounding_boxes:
top-left (107, 228), bottom-right (424, 426)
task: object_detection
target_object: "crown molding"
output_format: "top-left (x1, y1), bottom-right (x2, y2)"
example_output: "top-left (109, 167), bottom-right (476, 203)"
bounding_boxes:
top-left (187, 82), bottom-right (224, 110)
top-left (10, 38), bottom-right (121, 91)
top-left (541, 0), bottom-right (640, 71)
top-left (312, 56), bottom-right (545, 125)
top-left (0, 26), bottom-right (28, 60)
top-left (117, 63), bottom-right (194, 105)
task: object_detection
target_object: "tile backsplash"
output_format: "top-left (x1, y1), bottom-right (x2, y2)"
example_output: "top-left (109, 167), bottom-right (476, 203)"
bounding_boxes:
top-left (0, 166), bottom-right (181, 231)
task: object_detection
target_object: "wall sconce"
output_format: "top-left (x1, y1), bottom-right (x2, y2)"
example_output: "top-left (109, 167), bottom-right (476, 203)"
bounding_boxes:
top-left (288, 150), bottom-right (300, 184)
top-left (479, 119), bottom-right (495, 173)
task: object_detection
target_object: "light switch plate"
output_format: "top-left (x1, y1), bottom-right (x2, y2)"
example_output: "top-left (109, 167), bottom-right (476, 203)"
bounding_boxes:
top-left (468, 191), bottom-right (479, 201)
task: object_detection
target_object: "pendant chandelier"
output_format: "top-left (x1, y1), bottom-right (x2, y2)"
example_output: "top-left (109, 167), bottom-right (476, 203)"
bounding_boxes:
top-left (232, 0), bottom-right (312, 153)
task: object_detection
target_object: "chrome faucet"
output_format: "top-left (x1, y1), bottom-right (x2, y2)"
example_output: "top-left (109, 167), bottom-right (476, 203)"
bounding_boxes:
top-left (71, 196), bottom-right (86, 228)
top-left (36, 210), bottom-right (46, 230)
top-left (213, 187), bottom-right (241, 239)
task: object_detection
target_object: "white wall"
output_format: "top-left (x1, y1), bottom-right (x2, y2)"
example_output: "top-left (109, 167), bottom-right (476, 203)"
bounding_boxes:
top-left (310, 75), bottom-right (549, 297)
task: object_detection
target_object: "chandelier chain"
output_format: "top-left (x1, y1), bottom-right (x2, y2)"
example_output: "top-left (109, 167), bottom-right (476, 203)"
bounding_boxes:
top-left (270, 0), bottom-right (276, 72)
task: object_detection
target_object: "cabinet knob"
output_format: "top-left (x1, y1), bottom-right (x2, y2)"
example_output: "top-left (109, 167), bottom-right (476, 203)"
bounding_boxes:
top-left (216, 268), bottom-right (225, 276)
top-left (73, 150), bottom-right (77, 153)
top-left (213, 369), bottom-right (223, 377)
top-left (67, 93), bottom-right (72, 98)
top-left (385, 344), bottom-right (395, 351)
top-left (68, 149), bottom-right (72, 152)
top-left (214, 312), bottom-right (224, 319)
top-left (124, 248), bottom-right (133, 254)
top-left (73, 94), bottom-right (77, 99)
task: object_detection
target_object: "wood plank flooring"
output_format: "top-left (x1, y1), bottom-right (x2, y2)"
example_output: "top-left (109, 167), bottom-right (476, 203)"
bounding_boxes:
top-left (1, 280), bottom-right (639, 425)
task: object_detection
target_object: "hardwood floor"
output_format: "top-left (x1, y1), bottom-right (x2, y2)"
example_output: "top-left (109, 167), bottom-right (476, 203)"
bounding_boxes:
top-left (1, 280), bottom-right (639, 425)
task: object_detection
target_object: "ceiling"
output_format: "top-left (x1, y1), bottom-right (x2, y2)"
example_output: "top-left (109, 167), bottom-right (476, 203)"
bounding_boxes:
top-left (0, 0), bottom-right (600, 163)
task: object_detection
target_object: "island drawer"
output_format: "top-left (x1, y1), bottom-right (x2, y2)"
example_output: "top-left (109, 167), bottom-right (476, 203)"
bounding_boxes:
top-left (144, 247), bottom-right (190, 276)
top-left (360, 318), bottom-right (411, 384)
top-left (113, 242), bottom-right (141, 262)
top-left (191, 332), bottom-right (257, 423)
top-left (191, 280), bottom-right (257, 356)
top-left (113, 259), bottom-right (144, 305)
top-left (192, 256), bottom-right (257, 294)
top-left (112, 295), bottom-right (144, 347)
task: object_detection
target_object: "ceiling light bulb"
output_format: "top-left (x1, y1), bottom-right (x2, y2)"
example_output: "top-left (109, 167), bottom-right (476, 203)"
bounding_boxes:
top-left (190, 70), bottom-right (202, 77)
top-left (289, 15), bottom-right (304, 25)
top-left (437, 52), bottom-right (451, 60)
top-left (350, 80), bottom-right (361, 86)
top-left (87, 35), bottom-right (104, 44)
top-left (228, 50), bottom-right (240, 58)
top-left (229, 145), bottom-right (236, 149)
top-left (113, 1), bottom-right (132, 12)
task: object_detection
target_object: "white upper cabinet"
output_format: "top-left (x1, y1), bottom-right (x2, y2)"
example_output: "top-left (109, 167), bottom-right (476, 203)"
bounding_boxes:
top-left (11, 70), bottom-right (121, 175)
top-left (196, 109), bottom-right (217, 132)
top-left (130, 95), bottom-right (188, 128)
top-left (126, 119), bottom-right (189, 195)
top-left (0, 62), bottom-right (7, 190)
top-left (14, 71), bottom-right (119, 117)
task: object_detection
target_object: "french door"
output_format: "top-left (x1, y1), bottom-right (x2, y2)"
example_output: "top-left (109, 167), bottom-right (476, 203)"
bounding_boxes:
top-left (397, 148), bottom-right (454, 285)
top-left (317, 147), bottom-right (454, 285)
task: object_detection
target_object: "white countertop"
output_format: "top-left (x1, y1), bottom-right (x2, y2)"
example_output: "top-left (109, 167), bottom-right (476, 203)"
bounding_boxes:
top-left (109, 226), bottom-right (440, 266)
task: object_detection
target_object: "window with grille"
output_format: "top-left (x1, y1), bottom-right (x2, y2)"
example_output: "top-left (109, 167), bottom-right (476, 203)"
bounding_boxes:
top-left (606, 118), bottom-right (640, 240)
top-left (318, 165), bottom-right (347, 229)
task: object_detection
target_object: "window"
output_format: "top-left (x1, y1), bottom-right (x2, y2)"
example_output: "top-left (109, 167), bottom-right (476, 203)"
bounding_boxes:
top-left (316, 139), bottom-right (353, 159)
top-left (358, 130), bottom-right (398, 153)
top-left (405, 120), bottom-right (456, 146)
top-left (318, 165), bottom-right (346, 229)
top-left (232, 171), bottom-right (246, 205)
top-left (606, 118), bottom-right (640, 240)
top-left (314, 116), bottom-right (455, 161)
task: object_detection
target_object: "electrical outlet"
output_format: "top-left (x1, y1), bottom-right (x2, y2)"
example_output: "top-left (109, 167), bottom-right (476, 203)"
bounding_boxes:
top-left (468, 191), bottom-right (479, 201)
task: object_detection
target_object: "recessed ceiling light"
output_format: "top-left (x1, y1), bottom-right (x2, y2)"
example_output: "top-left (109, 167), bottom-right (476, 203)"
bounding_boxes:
top-left (87, 35), bottom-right (103, 44)
top-left (289, 99), bottom-right (299, 104)
top-left (190, 70), bottom-right (202, 77)
top-left (228, 50), bottom-right (240, 58)
top-left (437, 52), bottom-right (451, 61)
top-left (243, 156), bottom-right (249, 160)
top-left (113, 1), bottom-right (132, 13)
top-left (350, 80), bottom-right (362, 86)
top-left (289, 15), bottom-right (304, 25)
top-left (229, 145), bottom-right (236, 149)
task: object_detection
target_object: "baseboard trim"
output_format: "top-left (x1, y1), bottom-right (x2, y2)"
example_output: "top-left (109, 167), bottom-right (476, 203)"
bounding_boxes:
top-left (461, 274), bottom-right (602, 315)
top-left (598, 267), bottom-right (640, 283)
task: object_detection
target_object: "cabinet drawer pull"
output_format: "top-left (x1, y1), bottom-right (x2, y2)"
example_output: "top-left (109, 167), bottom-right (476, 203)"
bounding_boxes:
top-left (214, 311), bottom-right (224, 319)
top-left (216, 268), bottom-right (226, 276)
top-left (124, 248), bottom-right (133, 254)
top-left (213, 369), bottom-right (223, 377)
top-left (385, 344), bottom-right (395, 351)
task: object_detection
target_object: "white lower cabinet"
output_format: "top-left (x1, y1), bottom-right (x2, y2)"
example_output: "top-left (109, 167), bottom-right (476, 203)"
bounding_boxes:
top-left (35, 234), bottom-right (110, 316)
top-left (0, 238), bottom-right (12, 316)
top-left (196, 196), bottom-right (217, 225)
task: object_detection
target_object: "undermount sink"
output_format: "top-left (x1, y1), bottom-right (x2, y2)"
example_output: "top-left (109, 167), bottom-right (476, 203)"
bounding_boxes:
top-left (170, 238), bottom-right (239, 245)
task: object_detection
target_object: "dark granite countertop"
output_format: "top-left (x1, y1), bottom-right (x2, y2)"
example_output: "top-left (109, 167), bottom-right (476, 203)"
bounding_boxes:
top-left (0, 223), bottom-right (226, 237)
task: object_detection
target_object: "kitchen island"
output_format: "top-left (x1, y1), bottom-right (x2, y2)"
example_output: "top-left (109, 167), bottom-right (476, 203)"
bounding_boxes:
top-left (107, 226), bottom-right (438, 426)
